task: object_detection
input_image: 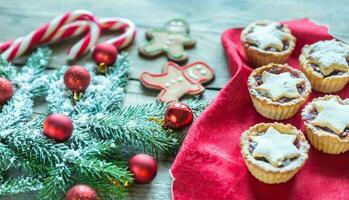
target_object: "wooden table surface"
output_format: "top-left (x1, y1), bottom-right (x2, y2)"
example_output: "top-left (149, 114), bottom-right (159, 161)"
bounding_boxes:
top-left (1, 0), bottom-right (348, 199)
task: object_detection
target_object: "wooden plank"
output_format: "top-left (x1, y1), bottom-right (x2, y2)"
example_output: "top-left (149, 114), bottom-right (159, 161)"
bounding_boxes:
top-left (1, 0), bottom-right (349, 42)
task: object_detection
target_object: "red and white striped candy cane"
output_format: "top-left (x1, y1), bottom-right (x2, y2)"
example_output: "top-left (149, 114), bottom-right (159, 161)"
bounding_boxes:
top-left (98, 17), bottom-right (137, 49)
top-left (0, 10), bottom-right (100, 61)
top-left (0, 12), bottom-right (136, 61)
top-left (50, 17), bottom-right (136, 51)
top-left (54, 18), bottom-right (136, 57)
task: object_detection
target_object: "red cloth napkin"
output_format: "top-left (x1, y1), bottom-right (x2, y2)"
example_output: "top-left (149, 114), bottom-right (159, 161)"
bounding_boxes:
top-left (170, 19), bottom-right (349, 200)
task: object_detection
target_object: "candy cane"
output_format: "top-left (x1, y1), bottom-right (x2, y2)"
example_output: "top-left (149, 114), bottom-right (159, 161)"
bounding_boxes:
top-left (50, 18), bottom-right (136, 51)
top-left (0, 13), bottom-right (136, 61)
top-left (0, 10), bottom-right (99, 61)
top-left (98, 17), bottom-right (137, 49)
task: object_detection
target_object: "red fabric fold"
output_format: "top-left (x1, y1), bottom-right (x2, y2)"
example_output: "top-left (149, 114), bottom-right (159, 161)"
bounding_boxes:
top-left (171, 19), bottom-right (349, 200)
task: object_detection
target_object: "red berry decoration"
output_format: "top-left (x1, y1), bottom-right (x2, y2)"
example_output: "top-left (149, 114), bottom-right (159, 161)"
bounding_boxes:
top-left (43, 114), bottom-right (73, 142)
top-left (0, 78), bottom-right (13, 106)
top-left (92, 43), bottom-right (118, 73)
top-left (66, 184), bottom-right (97, 200)
top-left (64, 65), bottom-right (91, 101)
top-left (128, 154), bottom-right (158, 184)
top-left (164, 102), bottom-right (194, 129)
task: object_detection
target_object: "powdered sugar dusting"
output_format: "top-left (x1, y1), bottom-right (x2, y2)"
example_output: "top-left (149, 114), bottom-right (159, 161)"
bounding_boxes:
top-left (245, 22), bottom-right (291, 51)
top-left (252, 127), bottom-right (301, 167)
top-left (256, 71), bottom-right (304, 101)
top-left (307, 40), bottom-right (349, 75)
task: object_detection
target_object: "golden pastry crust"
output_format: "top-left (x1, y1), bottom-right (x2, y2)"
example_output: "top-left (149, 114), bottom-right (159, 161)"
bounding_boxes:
top-left (302, 95), bottom-right (349, 154)
top-left (299, 40), bottom-right (349, 93)
top-left (248, 63), bottom-right (311, 120)
top-left (240, 123), bottom-right (309, 184)
top-left (241, 20), bottom-right (296, 68)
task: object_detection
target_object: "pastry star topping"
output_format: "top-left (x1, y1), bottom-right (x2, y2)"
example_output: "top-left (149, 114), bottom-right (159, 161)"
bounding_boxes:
top-left (252, 127), bottom-right (300, 167)
top-left (256, 71), bottom-right (304, 101)
top-left (312, 98), bottom-right (349, 134)
top-left (245, 23), bottom-right (289, 51)
top-left (309, 40), bottom-right (349, 76)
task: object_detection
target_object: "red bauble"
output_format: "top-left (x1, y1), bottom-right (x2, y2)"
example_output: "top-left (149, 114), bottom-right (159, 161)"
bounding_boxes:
top-left (0, 78), bottom-right (13, 105)
top-left (128, 154), bottom-right (158, 184)
top-left (43, 114), bottom-right (73, 142)
top-left (92, 43), bottom-right (117, 66)
top-left (64, 65), bottom-right (91, 93)
top-left (66, 184), bottom-right (97, 200)
top-left (164, 102), bottom-right (194, 129)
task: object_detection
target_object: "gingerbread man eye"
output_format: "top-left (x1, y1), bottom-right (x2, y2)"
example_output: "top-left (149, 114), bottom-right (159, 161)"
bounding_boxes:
top-left (195, 65), bottom-right (203, 70)
top-left (200, 69), bottom-right (207, 75)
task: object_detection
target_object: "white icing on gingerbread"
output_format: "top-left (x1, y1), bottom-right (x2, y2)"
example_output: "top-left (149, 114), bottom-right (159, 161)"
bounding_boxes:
top-left (200, 69), bottom-right (207, 75)
top-left (256, 71), bottom-right (305, 101)
top-left (252, 127), bottom-right (300, 167)
top-left (188, 68), bottom-right (200, 80)
top-left (195, 65), bottom-right (202, 70)
top-left (245, 22), bottom-right (291, 51)
top-left (312, 97), bottom-right (349, 134)
top-left (307, 40), bottom-right (349, 76)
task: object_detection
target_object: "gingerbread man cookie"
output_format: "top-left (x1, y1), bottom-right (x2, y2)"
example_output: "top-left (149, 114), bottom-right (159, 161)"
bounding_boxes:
top-left (139, 19), bottom-right (196, 63)
top-left (140, 61), bottom-right (214, 102)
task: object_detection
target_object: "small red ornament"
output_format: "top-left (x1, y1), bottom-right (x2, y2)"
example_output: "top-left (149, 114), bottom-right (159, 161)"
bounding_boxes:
top-left (92, 43), bottom-right (118, 73)
top-left (66, 184), bottom-right (97, 200)
top-left (164, 102), bottom-right (194, 129)
top-left (43, 114), bottom-right (73, 142)
top-left (64, 65), bottom-right (91, 101)
top-left (128, 154), bottom-right (158, 184)
top-left (0, 78), bottom-right (13, 106)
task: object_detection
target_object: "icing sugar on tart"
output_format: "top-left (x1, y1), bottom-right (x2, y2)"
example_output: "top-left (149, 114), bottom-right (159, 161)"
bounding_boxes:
top-left (307, 40), bottom-right (349, 76)
top-left (256, 71), bottom-right (305, 101)
top-left (251, 126), bottom-right (300, 167)
top-left (245, 22), bottom-right (291, 51)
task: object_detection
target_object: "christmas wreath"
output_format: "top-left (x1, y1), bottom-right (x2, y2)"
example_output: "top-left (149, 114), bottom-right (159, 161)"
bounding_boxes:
top-left (0, 48), bottom-right (207, 199)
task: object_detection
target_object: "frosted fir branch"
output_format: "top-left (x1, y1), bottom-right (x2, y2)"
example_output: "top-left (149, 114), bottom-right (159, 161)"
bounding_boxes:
top-left (0, 143), bottom-right (48, 177)
top-left (0, 176), bottom-right (43, 196)
top-left (0, 89), bottom-right (33, 130)
top-left (3, 116), bottom-right (69, 166)
top-left (12, 47), bottom-right (51, 97)
top-left (72, 158), bottom-right (133, 186)
top-left (0, 48), bottom-right (52, 129)
top-left (86, 99), bottom-right (208, 155)
top-left (78, 140), bottom-right (119, 159)
top-left (89, 114), bottom-right (177, 155)
top-left (39, 165), bottom-right (72, 200)
top-left (25, 47), bottom-right (51, 70)
top-left (46, 53), bottom-right (129, 117)
top-left (0, 143), bottom-right (16, 171)
top-left (0, 58), bottom-right (16, 80)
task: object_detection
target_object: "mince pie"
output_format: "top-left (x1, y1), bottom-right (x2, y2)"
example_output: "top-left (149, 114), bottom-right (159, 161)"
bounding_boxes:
top-left (241, 20), bottom-right (296, 67)
top-left (248, 63), bottom-right (311, 120)
top-left (299, 40), bottom-right (349, 93)
top-left (302, 95), bottom-right (349, 154)
top-left (240, 123), bottom-right (310, 184)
